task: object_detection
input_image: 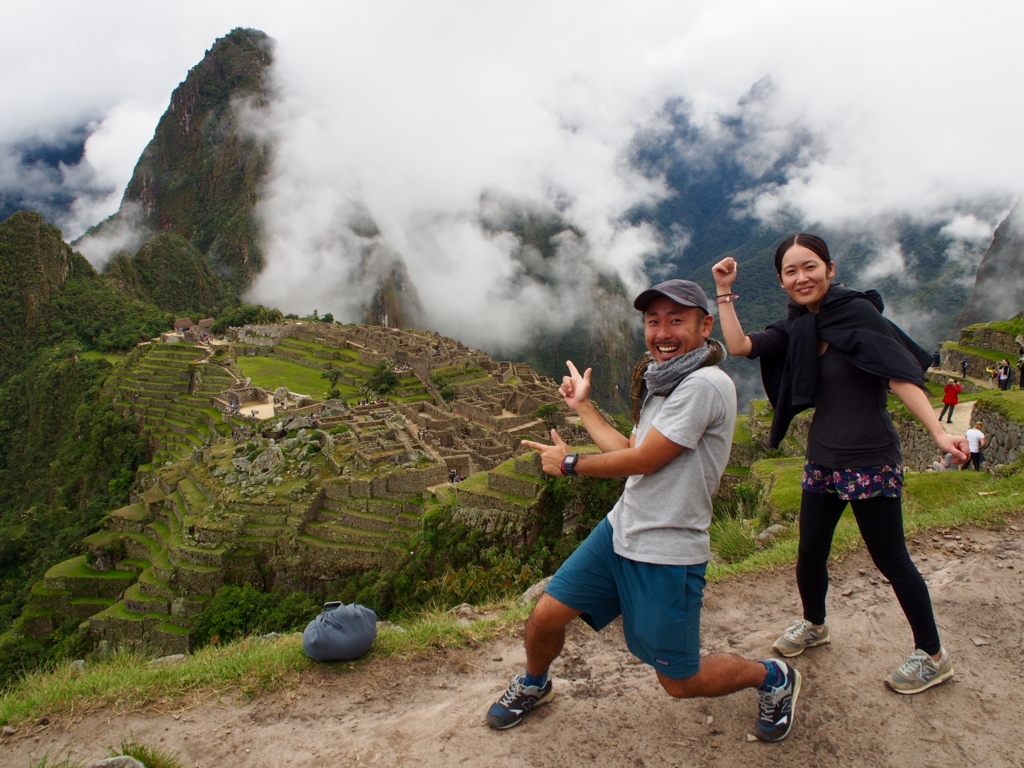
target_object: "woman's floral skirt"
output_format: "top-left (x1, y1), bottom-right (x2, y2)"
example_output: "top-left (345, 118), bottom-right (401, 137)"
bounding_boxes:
top-left (801, 461), bottom-right (903, 500)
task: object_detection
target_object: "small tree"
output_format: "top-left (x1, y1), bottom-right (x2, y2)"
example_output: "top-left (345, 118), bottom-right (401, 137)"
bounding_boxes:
top-left (322, 312), bottom-right (334, 324)
top-left (368, 361), bottom-right (399, 395)
top-left (321, 368), bottom-right (343, 399)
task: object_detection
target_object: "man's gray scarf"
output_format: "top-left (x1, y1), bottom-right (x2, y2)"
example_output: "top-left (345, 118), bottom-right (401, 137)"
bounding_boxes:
top-left (629, 339), bottom-right (726, 424)
top-left (643, 339), bottom-right (725, 395)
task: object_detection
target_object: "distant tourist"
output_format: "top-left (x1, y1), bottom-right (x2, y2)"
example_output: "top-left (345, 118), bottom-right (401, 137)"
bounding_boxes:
top-left (1018, 355), bottom-right (1024, 390)
top-left (998, 359), bottom-right (1011, 390)
top-left (488, 279), bottom-right (800, 743)
top-left (939, 379), bottom-right (961, 424)
top-left (963, 421), bottom-right (986, 470)
top-left (960, 355), bottom-right (969, 378)
top-left (713, 233), bottom-right (965, 695)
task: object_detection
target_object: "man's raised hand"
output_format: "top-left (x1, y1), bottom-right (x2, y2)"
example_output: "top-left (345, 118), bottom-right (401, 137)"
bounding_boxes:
top-left (521, 429), bottom-right (570, 476)
top-left (559, 360), bottom-right (592, 412)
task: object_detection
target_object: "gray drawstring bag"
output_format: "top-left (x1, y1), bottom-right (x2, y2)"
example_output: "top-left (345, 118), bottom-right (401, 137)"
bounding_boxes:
top-left (302, 603), bottom-right (378, 661)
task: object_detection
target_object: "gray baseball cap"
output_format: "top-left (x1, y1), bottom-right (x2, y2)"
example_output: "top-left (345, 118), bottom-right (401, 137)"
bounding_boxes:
top-left (633, 279), bottom-right (711, 314)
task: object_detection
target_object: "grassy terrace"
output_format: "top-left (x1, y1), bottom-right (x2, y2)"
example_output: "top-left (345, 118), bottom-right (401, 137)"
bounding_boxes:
top-left (235, 355), bottom-right (337, 398)
top-left (971, 388), bottom-right (1024, 423)
top-left (943, 341), bottom-right (1009, 364)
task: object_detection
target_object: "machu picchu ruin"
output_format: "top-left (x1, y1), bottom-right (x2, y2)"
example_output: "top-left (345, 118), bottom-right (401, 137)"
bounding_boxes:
top-left (12, 321), bottom-right (585, 654)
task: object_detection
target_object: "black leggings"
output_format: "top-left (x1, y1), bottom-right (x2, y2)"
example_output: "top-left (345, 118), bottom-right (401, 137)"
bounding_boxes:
top-left (938, 403), bottom-right (955, 422)
top-left (796, 491), bottom-right (941, 655)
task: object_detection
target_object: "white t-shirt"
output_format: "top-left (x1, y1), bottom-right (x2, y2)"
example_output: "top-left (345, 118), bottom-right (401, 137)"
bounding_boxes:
top-left (607, 366), bottom-right (737, 566)
top-left (965, 428), bottom-right (985, 453)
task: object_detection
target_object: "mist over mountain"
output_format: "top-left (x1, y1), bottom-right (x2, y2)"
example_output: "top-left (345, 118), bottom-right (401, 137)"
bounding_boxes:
top-left (5, 18), bottom-right (1020, 408)
top-left (957, 199), bottom-right (1024, 328)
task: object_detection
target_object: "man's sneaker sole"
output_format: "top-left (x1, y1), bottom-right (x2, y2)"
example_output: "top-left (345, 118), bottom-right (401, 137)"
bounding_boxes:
top-left (487, 686), bottom-right (554, 729)
top-left (886, 665), bottom-right (954, 695)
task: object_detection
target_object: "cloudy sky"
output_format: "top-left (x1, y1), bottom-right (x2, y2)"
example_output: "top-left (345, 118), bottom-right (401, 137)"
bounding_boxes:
top-left (3, 0), bottom-right (1023, 342)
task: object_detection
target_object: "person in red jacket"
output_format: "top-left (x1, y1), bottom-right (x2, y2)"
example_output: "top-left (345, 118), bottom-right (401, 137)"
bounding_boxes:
top-left (939, 378), bottom-right (961, 424)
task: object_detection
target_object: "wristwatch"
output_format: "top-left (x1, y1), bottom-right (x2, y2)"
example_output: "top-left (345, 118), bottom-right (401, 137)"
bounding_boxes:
top-left (561, 453), bottom-right (579, 476)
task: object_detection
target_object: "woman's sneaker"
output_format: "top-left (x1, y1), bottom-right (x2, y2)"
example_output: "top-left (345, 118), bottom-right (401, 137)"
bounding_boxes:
top-left (772, 619), bottom-right (830, 658)
top-left (753, 659), bottom-right (801, 742)
top-left (485, 674), bottom-right (555, 729)
top-left (886, 648), bottom-right (953, 694)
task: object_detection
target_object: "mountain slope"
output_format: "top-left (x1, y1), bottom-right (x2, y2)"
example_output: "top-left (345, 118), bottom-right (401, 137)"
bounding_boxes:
top-left (77, 28), bottom-right (273, 288)
top-left (104, 233), bottom-right (234, 317)
top-left (956, 198), bottom-right (1024, 328)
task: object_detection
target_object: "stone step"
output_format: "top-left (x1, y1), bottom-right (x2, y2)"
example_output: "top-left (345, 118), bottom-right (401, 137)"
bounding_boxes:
top-left (172, 561), bottom-right (223, 596)
top-left (171, 543), bottom-right (226, 568)
top-left (304, 521), bottom-right (389, 547)
top-left (138, 567), bottom-right (176, 600)
top-left (124, 582), bottom-right (170, 615)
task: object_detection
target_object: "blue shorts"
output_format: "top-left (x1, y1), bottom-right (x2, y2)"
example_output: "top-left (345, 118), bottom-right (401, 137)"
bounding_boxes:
top-left (544, 517), bottom-right (706, 679)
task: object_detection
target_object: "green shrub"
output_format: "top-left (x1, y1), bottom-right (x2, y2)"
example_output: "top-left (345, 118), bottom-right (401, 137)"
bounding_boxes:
top-left (189, 584), bottom-right (321, 648)
top-left (709, 517), bottom-right (756, 563)
top-left (111, 735), bottom-right (183, 768)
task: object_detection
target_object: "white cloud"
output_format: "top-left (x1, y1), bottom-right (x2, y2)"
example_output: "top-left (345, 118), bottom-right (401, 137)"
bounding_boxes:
top-left (3, 0), bottom-right (1024, 324)
top-left (61, 100), bottom-right (164, 241)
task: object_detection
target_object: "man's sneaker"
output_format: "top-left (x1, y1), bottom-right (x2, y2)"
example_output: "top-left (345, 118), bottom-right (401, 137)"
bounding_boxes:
top-left (886, 648), bottom-right (953, 694)
top-left (485, 674), bottom-right (554, 729)
top-left (772, 619), bottom-right (830, 658)
top-left (753, 659), bottom-right (801, 743)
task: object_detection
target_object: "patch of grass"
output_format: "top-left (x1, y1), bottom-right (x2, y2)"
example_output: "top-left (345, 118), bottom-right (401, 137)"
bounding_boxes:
top-left (235, 355), bottom-right (346, 398)
top-left (970, 388), bottom-right (1024, 426)
top-left (80, 350), bottom-right (125, 366)
top-left (0, 603), bottom-right (531, 727)
top-left (111, 734), bottom-right (183, 768)
top-left (749, 459), bottom-right (804, 520)
top-left (942, 341), bottom-right (1008, 364)
top-left (967, 318), bottom-right (1024, 337)
top-left (709, 517), bottom-right (755, 563)
top-left (732, 415), bottom-right (752, 444)
top-left (25, 751), bottom-right (84, 768)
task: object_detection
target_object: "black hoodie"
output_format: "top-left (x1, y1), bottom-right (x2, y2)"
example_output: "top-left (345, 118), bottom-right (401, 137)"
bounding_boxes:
top-left (748, 284), bottom-right (932, 450)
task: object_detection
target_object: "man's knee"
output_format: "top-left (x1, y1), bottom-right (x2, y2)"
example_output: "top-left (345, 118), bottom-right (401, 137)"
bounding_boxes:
top-left (657, 669), bottom-right (701, 699)
top-left (527, 593), bottom-right (580, 633)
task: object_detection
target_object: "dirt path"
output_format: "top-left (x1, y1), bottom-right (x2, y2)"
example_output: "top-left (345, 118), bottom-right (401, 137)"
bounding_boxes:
top-left (935, 399), bottom-right (975, 438)
top-left (5, 522), bottom-right (1024, 768)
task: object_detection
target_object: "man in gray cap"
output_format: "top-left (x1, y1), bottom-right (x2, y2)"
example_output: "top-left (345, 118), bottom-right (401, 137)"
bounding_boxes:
top-left (485, 279), bottom-right (801, 742)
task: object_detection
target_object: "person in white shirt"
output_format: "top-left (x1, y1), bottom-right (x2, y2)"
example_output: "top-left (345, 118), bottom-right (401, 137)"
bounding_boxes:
top-left (963, 422), bottom-right (986, 471)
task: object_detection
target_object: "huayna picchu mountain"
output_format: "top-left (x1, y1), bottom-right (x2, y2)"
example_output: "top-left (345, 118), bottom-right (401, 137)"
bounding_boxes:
top-left (78, 28), bottom-right (273, 290)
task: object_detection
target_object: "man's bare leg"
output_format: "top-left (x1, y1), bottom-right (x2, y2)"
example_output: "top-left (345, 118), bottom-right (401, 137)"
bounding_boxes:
top-left (525, 593), bottom-right (582, 676)
top-left (485, 593), bottom-right (581, 730)
top-left (656, 654), bottom-right (767, 698)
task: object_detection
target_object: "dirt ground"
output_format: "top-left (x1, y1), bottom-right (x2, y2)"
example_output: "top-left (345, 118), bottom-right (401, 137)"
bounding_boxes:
top-left (4, 520), bottom-right (1024, 768)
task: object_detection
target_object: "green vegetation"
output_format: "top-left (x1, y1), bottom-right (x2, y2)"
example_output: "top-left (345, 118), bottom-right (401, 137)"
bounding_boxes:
top-left (367, 361), bottom-right (399, 395)
top-left (235, 355), bottom-right (335, 398)
top-left (0, 604), bottom-right (530, 727)
top-left (104, 233), bottom-right (235, 317)
top-left (211, 303), bottom-right (283, 334)
top-left (0, 346), bottom-right (145, 631)
top-left (110, 735), bottom-right (184, 768)
top-left (189, 584), bottom-right (322, 648)
top-left (80, 28), bottom-right (273, 290)
top-left (970, 388), bottom-right (1024, 424)
top-left (966, 318), bottom-right (1024, 338)
top-left (942, 341), bottom-right (1007, 364)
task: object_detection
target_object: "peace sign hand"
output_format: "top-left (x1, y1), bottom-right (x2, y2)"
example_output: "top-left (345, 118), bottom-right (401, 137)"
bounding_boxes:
top-left (559, 360), bottom-right (592, 412)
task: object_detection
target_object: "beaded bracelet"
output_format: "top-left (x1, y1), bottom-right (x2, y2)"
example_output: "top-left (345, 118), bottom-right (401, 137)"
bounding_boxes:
top-left (716, 294), bottom-right (739, 304)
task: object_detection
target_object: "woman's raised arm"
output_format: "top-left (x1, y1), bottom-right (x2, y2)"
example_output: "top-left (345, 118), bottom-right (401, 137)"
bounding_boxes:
top-left (712, 257), bottom-right (753, 357)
